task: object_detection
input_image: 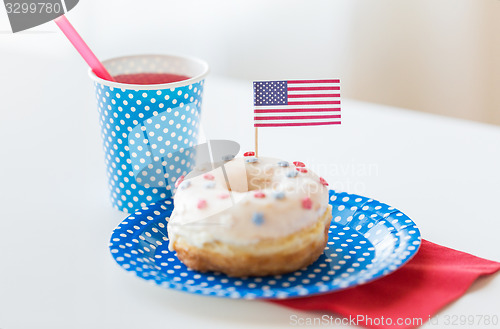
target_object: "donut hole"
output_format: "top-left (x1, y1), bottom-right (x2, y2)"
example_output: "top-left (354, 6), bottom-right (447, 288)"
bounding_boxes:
top-left (246, 175), bottom-right (273, 192)
top-left (187, 158), bottom-right (283, 193)
top-left (216, 162), bottom-right (276, 193)
top-left (244, 165), bottom-right (276, 192)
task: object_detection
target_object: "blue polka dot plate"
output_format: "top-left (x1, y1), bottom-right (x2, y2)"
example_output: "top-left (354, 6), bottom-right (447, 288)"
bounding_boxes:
top-left (109, 190), bottom-right (421, 299)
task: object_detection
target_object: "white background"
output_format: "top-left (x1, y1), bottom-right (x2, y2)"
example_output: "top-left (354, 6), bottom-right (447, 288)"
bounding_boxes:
top-left (1, 0), bottom-right (499, 123)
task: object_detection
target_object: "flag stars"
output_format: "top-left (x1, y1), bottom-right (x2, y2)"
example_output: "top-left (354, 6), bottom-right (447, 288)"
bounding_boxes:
top-left (254, 81), bottom-right (288, 106)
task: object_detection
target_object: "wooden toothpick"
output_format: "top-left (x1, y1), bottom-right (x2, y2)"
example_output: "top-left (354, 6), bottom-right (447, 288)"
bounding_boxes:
top-left (254, 127), bottom-right (259, 157)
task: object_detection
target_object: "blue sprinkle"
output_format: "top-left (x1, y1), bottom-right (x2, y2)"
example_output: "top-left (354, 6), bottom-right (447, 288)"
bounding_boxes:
top-left (179, 181), bottom-right (191, 189)
top-left (277, 161), bottom-right (289, 167)
top-left (204, 181), bottom-right (215, 189)
top-left (273, 191), bottom-right (285, 200)
top-left (245, 157), bottom-right (258, 163)
top-left (252, 212), bottom-right (264, 226)
top-left (286, 171), bottom-right (298, 178)
top-left (222, 154), bottom-right (235, 161)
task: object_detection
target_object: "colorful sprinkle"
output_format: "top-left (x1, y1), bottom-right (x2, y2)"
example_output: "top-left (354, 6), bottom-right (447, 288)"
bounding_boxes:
top-left (273, 191), bottom-right (285, 200)
top-left (319, 177), bottom-right (329, 186)
top-left (296, 167), bottom-right (308, 173)
top-left (174, 175), bottom-right (185, 188)
top-left (197, 199), bottom-right (207, 209)
top-left (293, 161), bottom-right (305, 167)
top-left (251, 212), bottom-right (264, 226)
top-left (277, 161), bottom-right (289, 167)
top-left (245, 157), bottom-right (258, 163)
top-left (302, 197), bottom-right (312, 209)
top-left (254, 191), bottom-right (266, 198)
top-left (244, 151), bottom-right (255, 157)
top-left (179, 181), bottom-right (191, 190)
top-left (218, 193), bottom-right (230, 199)
top-left (222, 154), bottom-right (235, 161)
top-left (204, 181), bottom-right (215, 189)
top-left (286, 171), bottom-right (298, 178)
top-left (203, 173), bottom-right (215, 180)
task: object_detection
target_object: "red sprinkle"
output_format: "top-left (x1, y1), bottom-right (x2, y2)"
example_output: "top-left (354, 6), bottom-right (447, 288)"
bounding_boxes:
top-left (244, 151), bottom-right (255, 157)
top-left (293, 161), bottom-right (305, 167)
top-left (319, 177), bottom-right (329, 186)
top-left (302, 197), bottom-right (312, 209)
top-left (174, 175), bottom-right (184, 188)
top-left (197, 199), bottom-right (207, 209)
top-left (254, 191), bottom-right (266, 198)
top-left (203, 173), bottom-right (215, 180)
top-left (296, 167), bottom-right (308, 173)
top-left (218, 193), bottom-right (230, 199)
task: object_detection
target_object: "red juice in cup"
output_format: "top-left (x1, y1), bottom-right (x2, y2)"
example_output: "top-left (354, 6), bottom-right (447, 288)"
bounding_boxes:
top-left (112, 73), bottom-right (190, 85)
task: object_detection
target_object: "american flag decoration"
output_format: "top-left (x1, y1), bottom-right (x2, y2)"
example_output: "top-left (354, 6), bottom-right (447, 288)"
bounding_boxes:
top-left (253, 79), bottom-right (341, 127)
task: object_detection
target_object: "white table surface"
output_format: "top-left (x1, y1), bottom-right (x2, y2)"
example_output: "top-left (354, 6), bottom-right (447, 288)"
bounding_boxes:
top-left (0, 55), bottom-right (499, 329)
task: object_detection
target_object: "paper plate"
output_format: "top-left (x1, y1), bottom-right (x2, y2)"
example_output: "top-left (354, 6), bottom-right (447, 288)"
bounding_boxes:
top-left (109, 190), bottom-right (421, 299)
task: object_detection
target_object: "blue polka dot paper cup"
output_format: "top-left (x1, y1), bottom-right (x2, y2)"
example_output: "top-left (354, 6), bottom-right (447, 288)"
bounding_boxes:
top-left (89, 54), bottom-right (209, 213)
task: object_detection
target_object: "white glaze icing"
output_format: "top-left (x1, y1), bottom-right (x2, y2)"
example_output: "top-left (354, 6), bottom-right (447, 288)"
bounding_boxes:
top-left (167, 156), bottom-right (330, 249)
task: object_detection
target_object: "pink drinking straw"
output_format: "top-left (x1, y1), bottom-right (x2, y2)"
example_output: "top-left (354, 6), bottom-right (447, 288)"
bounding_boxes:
top-left (54, 15), bottom-right (115, 82)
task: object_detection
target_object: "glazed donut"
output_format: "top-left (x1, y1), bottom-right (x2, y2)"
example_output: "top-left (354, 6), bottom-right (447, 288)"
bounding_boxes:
top-left (167, 156), bottom-right (332, 277)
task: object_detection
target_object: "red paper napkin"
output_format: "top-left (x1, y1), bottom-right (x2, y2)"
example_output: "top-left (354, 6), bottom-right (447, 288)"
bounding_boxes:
top-left (270, 240), bottom-right (500, 329)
